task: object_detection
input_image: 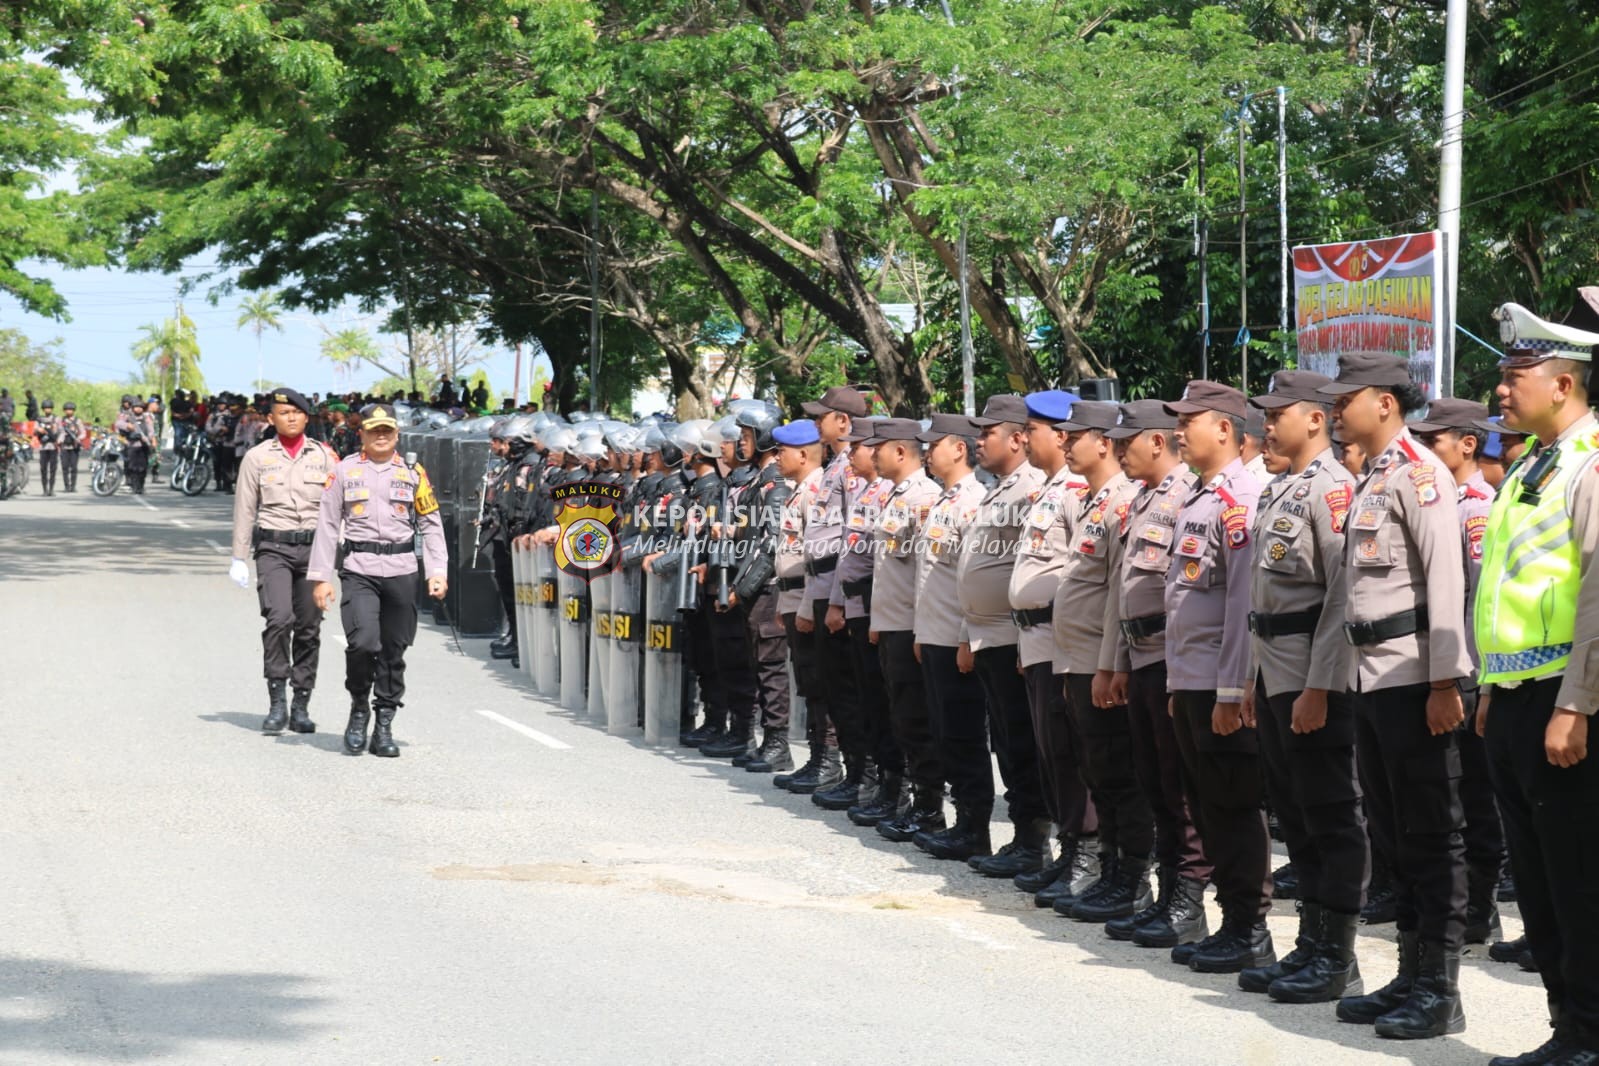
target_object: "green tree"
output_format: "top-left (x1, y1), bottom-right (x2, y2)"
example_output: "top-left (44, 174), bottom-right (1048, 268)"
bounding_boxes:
top-left (235, 290), bottom-right (283, 394)
top-left (130, 308), bottom-right (205, 398)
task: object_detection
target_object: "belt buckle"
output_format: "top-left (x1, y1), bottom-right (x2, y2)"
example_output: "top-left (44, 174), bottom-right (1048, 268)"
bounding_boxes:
top-left (1343, 622), bottom-right (1361, 646)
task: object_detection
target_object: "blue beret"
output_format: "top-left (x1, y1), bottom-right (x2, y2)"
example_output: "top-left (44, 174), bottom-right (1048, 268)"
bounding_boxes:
top-left (1025, 389), bottom-right (1080, 424)
top-left (772, 419), bottom-right (820, 446)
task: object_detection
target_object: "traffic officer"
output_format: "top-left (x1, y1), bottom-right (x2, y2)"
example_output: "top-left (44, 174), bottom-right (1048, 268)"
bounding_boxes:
top-left (798, 386), bottom-right (871, 797)
top-left (1051, 399), bottom-right (1149, 923)
top-left (229, 388), bottom-right (342, 734)
top-left (1106, 399), bottom-right (1212, 949)
top-left (1320, 352), bottom-right (1472, 1040)
top-left (1237, 370), bottom-right (1367, 1004)
top-left (862, 419), bottom-right (941, 828)
top-left (307, 403), bottom-right (449, 758)
top-left (907, 413), bottom-right (987, 852)
top-left (1162, 380), bottom-right (1274, 975)
top-left (770, 419), bottom-right (834, 791)
top-left (1005, 391), bottom-right (1098, 907)
top-left (1410, 397), bottom-right (1508, 946)
top-left (950, 395), bottom-right (1050, 870)
top-left (725, 403), bottom-right (796, 774)
top-left (1476, 297), bottom-right (1599, 1066)
top-left (34, 399), bottom-right (60, 496)
top-left (58, 402), bottom-right (84, 492)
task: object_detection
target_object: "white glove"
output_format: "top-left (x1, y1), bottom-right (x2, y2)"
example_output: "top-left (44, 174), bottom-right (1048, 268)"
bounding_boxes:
top-left (229, 559), bottom-right (251, 589)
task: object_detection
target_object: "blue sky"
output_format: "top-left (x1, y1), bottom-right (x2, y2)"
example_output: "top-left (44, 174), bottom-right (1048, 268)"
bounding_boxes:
top-left (0, 257), bottom-right (548, 401)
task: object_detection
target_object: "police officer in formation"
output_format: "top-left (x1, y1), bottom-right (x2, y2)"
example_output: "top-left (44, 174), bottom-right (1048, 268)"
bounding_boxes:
top-left (229, 388), bottom-right (342, 735)
top-left (57, 402), bottom-right (84, 492)
top-left (34, 399), bottom-right (61, 495)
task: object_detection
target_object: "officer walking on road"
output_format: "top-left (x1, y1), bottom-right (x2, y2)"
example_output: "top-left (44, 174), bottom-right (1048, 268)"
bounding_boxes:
top-left (34, 400), bottom-right (60, 496)
top-left (307, 403), bottom-right (449, 758)
top-left (230, 388), bottom-right (342, 735)
top-left (58, 402), bottom-right (84, 493)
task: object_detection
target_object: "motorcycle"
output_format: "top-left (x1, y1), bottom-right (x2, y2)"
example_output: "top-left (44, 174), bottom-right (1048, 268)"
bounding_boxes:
top-left (169, 431), bottom-right (212, 497)
top-left (0, 438), bottom-right (22, 499)
top-left (90, 434), bottom-right (126, 497)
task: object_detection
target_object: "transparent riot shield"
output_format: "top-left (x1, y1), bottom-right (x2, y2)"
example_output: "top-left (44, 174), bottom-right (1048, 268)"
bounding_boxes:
top-left (641, 569), bottom-right (684, 745)
top-left (558, 566), bottom-right (589, 711)
top-left (531, 544), bottom-right (559, 697)
top-left (513, 541), bottom-right (535, 684)
top-left (586, 570), bottom-right (612, 723)
top-left (607, 565), bottom-right (644, 736)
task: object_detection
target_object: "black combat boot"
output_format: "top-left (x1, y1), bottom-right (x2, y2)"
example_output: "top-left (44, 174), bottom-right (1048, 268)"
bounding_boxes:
top-left (814, 758), bottom-right (868, 811)
top-left (746, 730), bottom-right (794, 774)
top-left (1189, 918), bottom-right (1275, 974)
top-left (702, 723), bottom-right (754, 759)
top-left (687, 710), bottom-right (729, 749)
top-left (1240, 901), bottom-right (1321, 993)
top-left (1362, 868), bottom-right (1398, 925)
top-left (972, 818), bottom-right (1050, 878)
top-left (785, 746), bottom-right (841, 795)
top-left (878, 789), bottom-right (944, 842)
top-left (343, 699), bottom-right (371, 756)
top-left (369, 706), bottom-right (401, 758)
top-left (1490, 934), bottom-right (1529, 965)
top-left (1036, 838), bottom-right (1101, 911)
top-left (490, 629), bottom-right (518, 660)
top-left (849, 773), bottom-right (906, 827)
top-left (262, 679), bottom-right (289, 734)
top-left (773, 744), bottom-right (820, 788)
top-left (1465, 863), bottom-right (1504, 944)
top-left (1108, 864), bottom-right (1174, 941)
top-left (1498, 867), bottom-right (1518, 903)
top-left (1337, 930), bottom-right (1419, 1025)
top-left (1373, 941), bottom-right (1465, 1039)
top-left (1137, 876), bottom-right (1209, 950)
top-left (1016, 844), bottom-right (1073, 895)
top-left (1272, 860), bottom-right (1299, 900)
top-left (288, 690), bottom-right (316, 734)
top-left (917, 804), bottom-right (992, 862)
top-left (1271, 908), bottom-right (1363, 1004)
top-left (731, 732), bottom-right (763, 767)
top-left (1074, 855), bottom-right (1153, 923)
top-left (1489, 1006), bottom-right (1572, 1066)
top-left (1056, 852), bottom-right (1118, 917)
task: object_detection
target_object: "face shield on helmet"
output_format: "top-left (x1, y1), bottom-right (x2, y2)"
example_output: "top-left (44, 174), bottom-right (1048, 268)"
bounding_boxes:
top-left (673, 419), bottom-right (721, 462)
top-left (733, 401), bottom-right (784, 459)
top-left (542, 426), bottom-right (577, 457)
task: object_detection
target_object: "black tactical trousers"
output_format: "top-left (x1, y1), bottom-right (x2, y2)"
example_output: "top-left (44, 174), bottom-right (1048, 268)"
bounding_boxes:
top-left (1065, 671), bottom-right (1145, 853)
top-left (880, 631), bottom-right (939, 794)
top-left (1459, 687), bottom-right (1507, 883)
top-left (256, 541), bottom-right (322, 693)
top-left (811, 598), bottom-right (865, 759)
top-left (782, 609), bottom-right (835, 751)
top-left (1128, 662), bottom-right (1211, 880)
top-left (490, 539), bottom-right (516, 638)
top-left (1353, 681), bottom-right (1468, 949)
top-left (686, 606), bottom-right (728, 726)
top-left (847, 615), bottom-right (902, 776)
top-left (1024, 663), bottom-right (1095, 838)
top-left (1487, 676), bottom-right (1599, 1042)
top-left (1171, 689), bottom-right (1271, 924)
top-left (706, 598), bottom-right (757, 732)
top-left (60, 448), bottom-right (79, 490)
top-left (340, 570), bottom-right (419, 709)
top-left (742, 588), bottom-right (790, 732)
top-left (1257, 680), bottom-right (1368, 915)
top-left (973, 644), bottom-right (1048, 828)
top-left (920, 643), bottom-right (992, 811)
top-left (38, 448), bottom-right (57, 493)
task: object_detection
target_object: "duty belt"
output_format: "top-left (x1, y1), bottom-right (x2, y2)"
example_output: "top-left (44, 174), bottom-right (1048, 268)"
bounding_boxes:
top-left (254, 528), bottom-right (315, 546)
top-left (803, 556), bottom-right (839, 577)
top-left (1248, 607), bottom-right (1323, 639)
top-left (776, 577), bottom-right (806, 592)
top-left (1344, 607), bottom-right (1429, 647)
top-left (1120, 613), bottom-right (1166, 640)
top-left (841, 578), bottom-right (873, 598)
top-left (1010, 606), bottom-right (1053, 629)
top-left (341, 540), bottom-right (413, 556)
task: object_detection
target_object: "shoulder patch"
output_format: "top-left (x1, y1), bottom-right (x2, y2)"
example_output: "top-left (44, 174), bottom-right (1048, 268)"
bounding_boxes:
top-left (1221, 503), bottom-right (1250, 549)
top-left (1398, 436), bottom-right (1421, 463)
top-left (1324, 485), bottom-right (1352, 534)
top-left (1408, 464), bottom-right (1440, 506)
top-left (1465, 513), bottom-right (1488, 560)
top-left (324, 472), bottom-right (336, 489)
top-left (1115, 500), bottom-right (1130, 535)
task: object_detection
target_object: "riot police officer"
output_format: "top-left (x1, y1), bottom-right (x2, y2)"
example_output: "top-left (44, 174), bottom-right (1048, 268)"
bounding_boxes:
top-left (58, 402), bottom-right (84, 492)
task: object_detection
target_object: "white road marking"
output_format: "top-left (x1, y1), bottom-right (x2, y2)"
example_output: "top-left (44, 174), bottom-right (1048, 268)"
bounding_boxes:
top-left (476, 709), bottom-right (572, 750)
top-left (171, 519), bottom-right (192, 529)
top-left (204, 539), bottom-right (228, 554)
top-left (134, 496), bottom-right (159, 512)
top-left (327, 630), bottom-right (346, 648)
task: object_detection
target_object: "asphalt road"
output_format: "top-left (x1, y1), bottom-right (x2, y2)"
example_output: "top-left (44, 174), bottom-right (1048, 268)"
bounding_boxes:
top-left (0, 480), bottom-right (1552, 1064)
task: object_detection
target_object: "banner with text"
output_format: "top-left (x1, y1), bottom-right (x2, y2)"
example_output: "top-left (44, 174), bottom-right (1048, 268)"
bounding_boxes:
top-left (1293, 231), bottom-right (1447, 399)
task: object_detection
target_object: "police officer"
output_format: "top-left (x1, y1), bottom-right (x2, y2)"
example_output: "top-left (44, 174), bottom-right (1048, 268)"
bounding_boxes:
top-left (1479, 414), bottom-right (1531, 493)
top-left (1105, 399), bottom-right (1213, 948)
top-left (116, 398), bottom-right (156, 494)
top-left (230, 388), bottom-right (342, 734)
top-left (951, 394), bottom-right (1050, 869)
top-left (1052, 399), bottom-right (1150, 922)
top-left (34, 399), bottom-right (60, 496)
top-left (1163, 380), bottom-right (1274, 975)
top-left (1238, 370), bottom-right (1367, 1004)
top-left (480, 419), bottom-right (522, 664)
top-left (862, 419), bottom-right (941, 827)
top-left (1410, 397), bottom-right (1508, 946)
top-left (58, 402), bottom-right (84, 492)
top-left (907, 414), bottom-right (987, 851)
top-left (307, 403), bottom-right (449, 758)
top-left (1009, 391), bottom-right (1102, 905)
top-left (1320, 352), bottom-right (1472, 1040)
top-left (1476, 297), bottom-right (1599, 1066)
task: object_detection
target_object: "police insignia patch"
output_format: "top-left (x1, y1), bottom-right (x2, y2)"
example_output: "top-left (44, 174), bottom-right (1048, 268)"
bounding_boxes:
top-left (1271, 515), bottom-right (1294, 534)
top-left (1182, 560), bottom-right (1201, 581)
top-left (1268, 541), bottom-right (1287, 561)
top-left (1409, 465), bottom-right (1440, 506)
top-left (1221, 504), bottom-right (1250, 549)
top-left (1324, 485), bottom-right (1352, 533)
top-left (1179, 535), bottom-right (1200, 555)
top-left (1357, 536), bottom-right (1379, 560)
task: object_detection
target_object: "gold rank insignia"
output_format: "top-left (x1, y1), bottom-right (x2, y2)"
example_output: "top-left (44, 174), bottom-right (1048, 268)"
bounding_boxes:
top-left (1268, 541), bottom-right (1287, 561)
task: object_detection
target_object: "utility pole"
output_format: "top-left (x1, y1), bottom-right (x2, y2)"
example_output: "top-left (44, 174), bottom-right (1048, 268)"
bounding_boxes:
top-left (588, 188), bottom-right (602, 412)
top-left (937, 0), bottom-right (975, 414)
top-left (1237, 93), bottom-right (1249, 394)
top-left (1278, 86), bottom-right (1290, 362)
top-left (1437, 0), bottom-right (1466, 398)
top-left (1198, 142), bottom-right (1209, 380)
